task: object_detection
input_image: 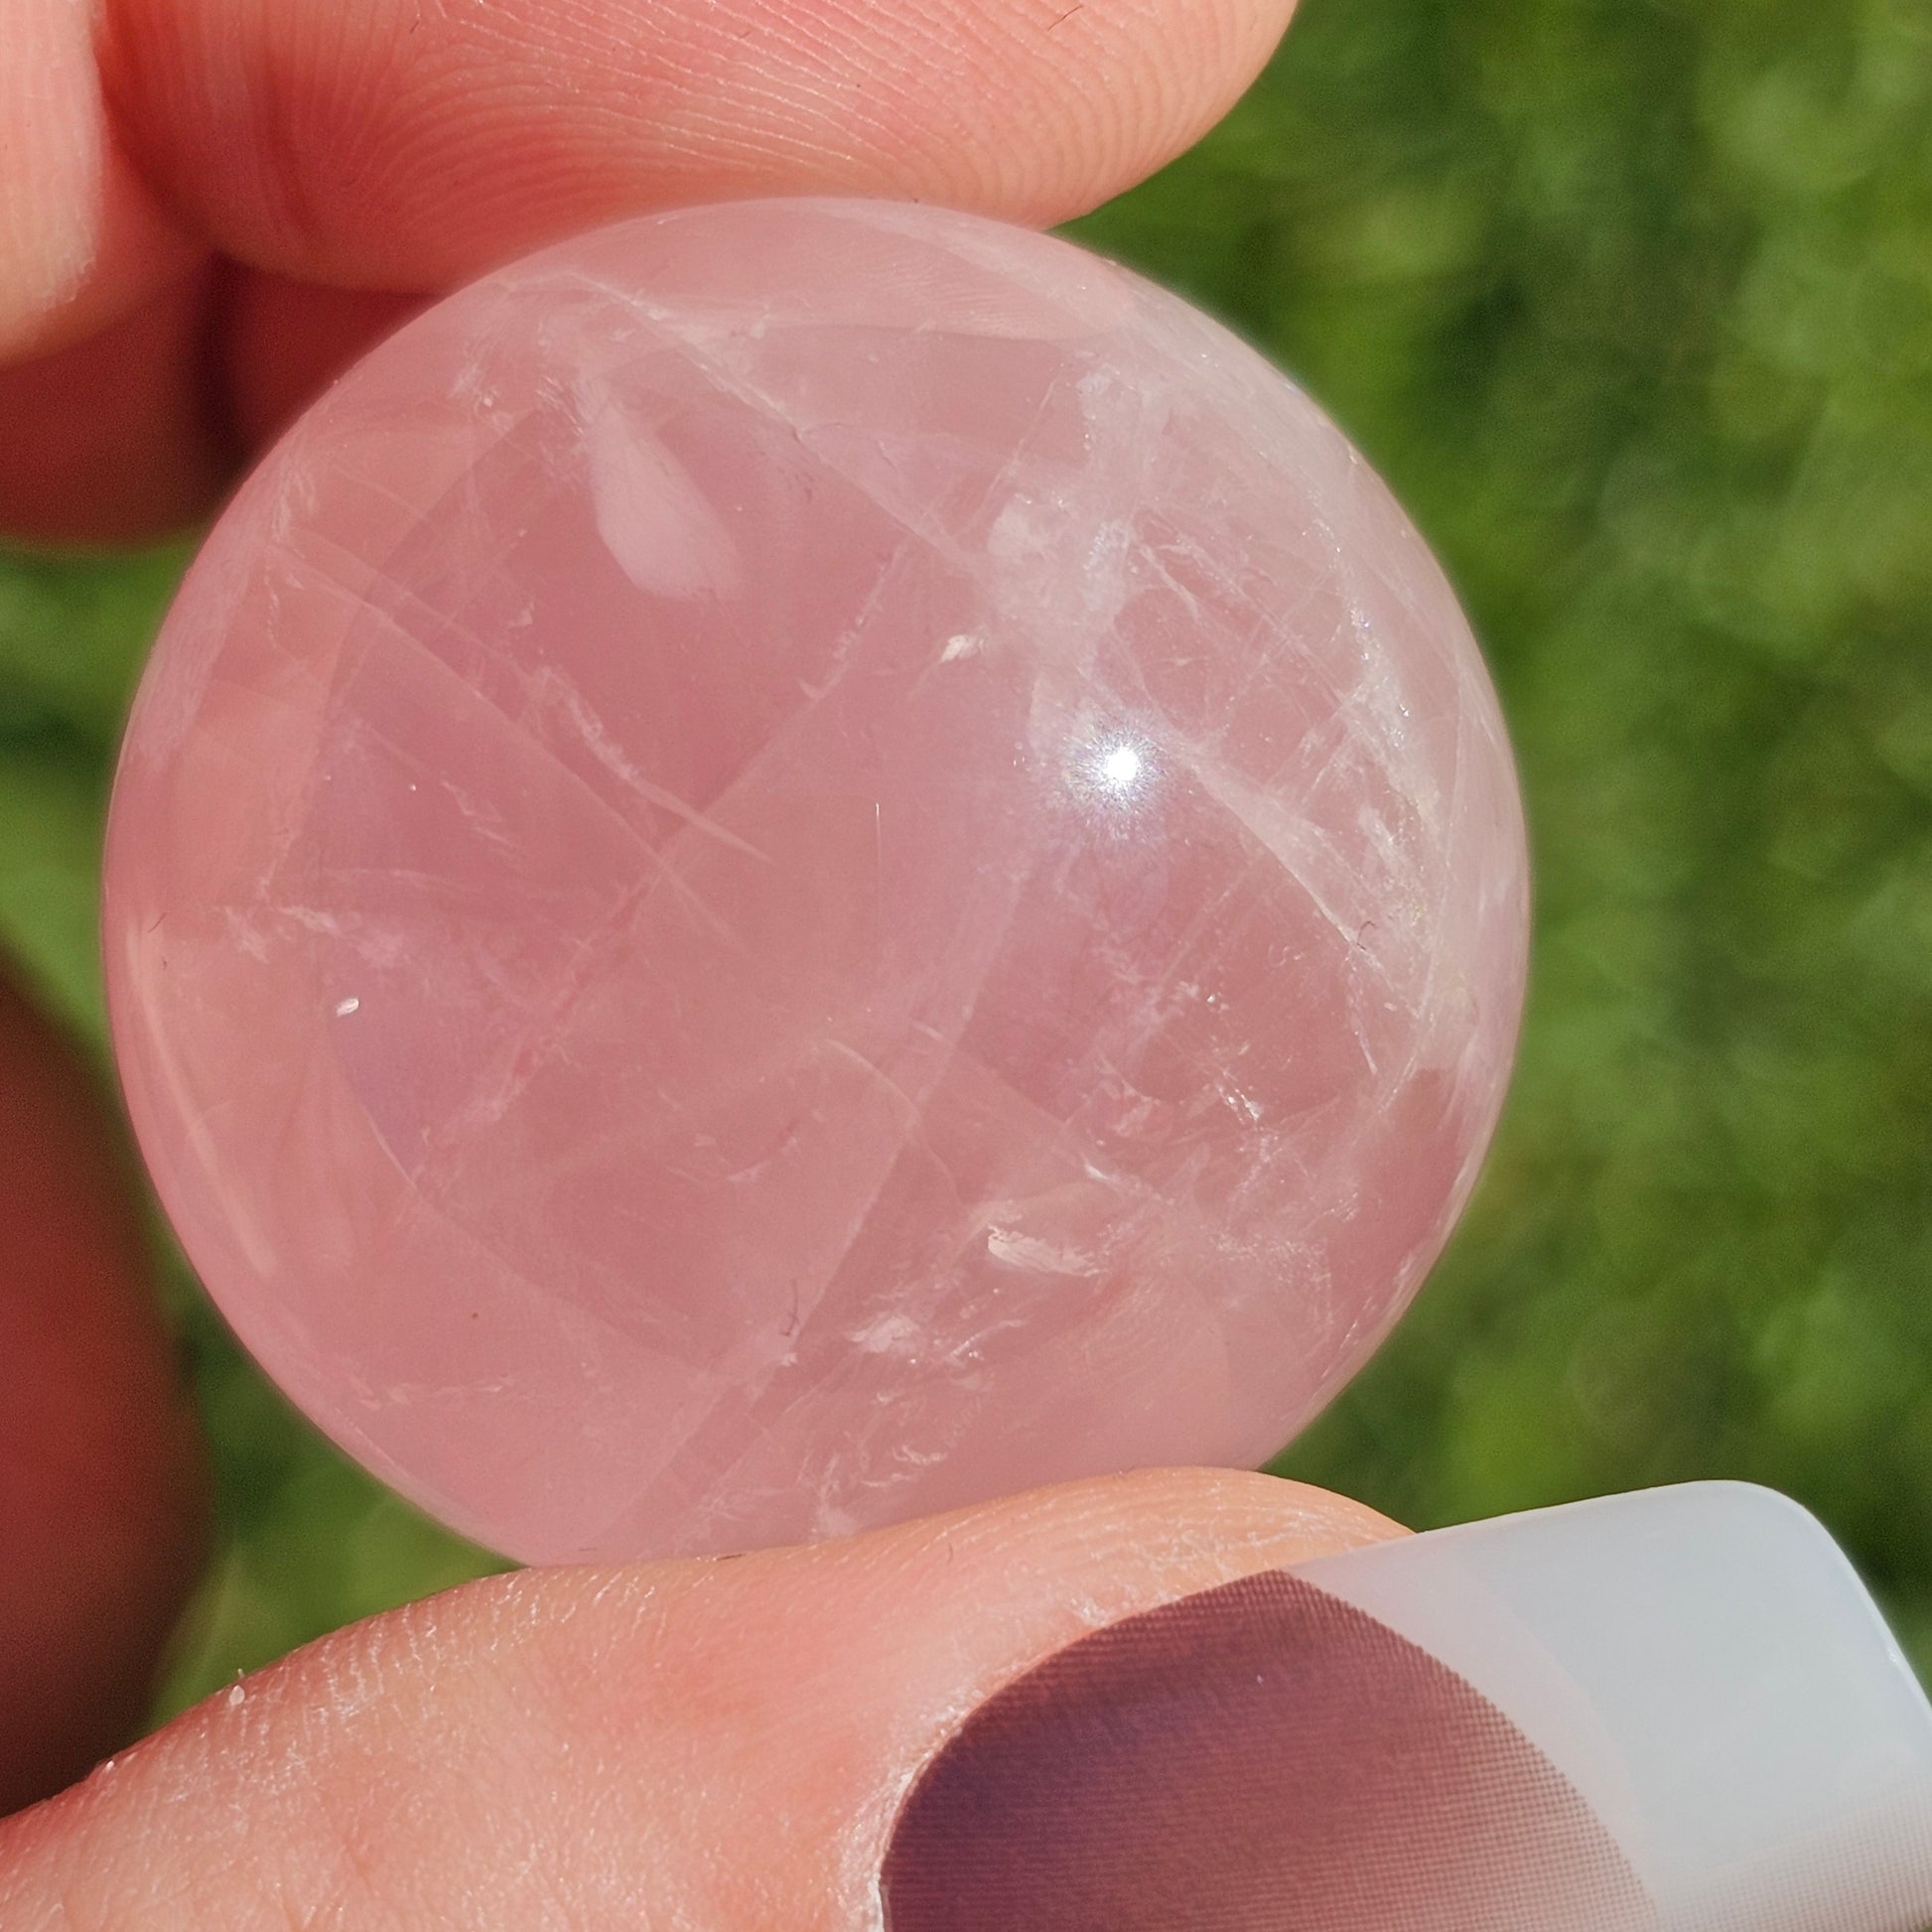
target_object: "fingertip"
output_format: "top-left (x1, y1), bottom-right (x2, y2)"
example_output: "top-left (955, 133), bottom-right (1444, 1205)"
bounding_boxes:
top-left (101, 0), bottom-right (1299, 289)
top-left (0, 1469), bottom-right (1380, 1922)
top-left (0, 0), bottom-right (198, 362)
top-left (976, 0), bottom-right (1299, 226)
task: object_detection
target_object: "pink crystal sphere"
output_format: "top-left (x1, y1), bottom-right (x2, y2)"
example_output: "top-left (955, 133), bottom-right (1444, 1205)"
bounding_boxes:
top-left (105, 200), bottom-right (1529, 1564)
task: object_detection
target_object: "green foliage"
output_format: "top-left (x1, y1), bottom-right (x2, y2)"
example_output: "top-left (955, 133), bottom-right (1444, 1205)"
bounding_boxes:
top-left (3, 0), bottom-right (1929, 1702)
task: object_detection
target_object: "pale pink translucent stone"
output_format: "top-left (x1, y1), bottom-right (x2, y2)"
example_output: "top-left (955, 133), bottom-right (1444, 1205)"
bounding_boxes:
top-left (104, 200), bottom-right (1529, 1564)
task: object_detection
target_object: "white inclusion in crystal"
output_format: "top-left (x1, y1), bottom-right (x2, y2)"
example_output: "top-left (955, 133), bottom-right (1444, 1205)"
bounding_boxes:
top-left (850, 1311), bottom-right (924, 1357)
top-left (1099, 743), bottom-right (1143, 788)
top-left (985, 1227), bottom-right (1102, 1276)
top-left (335, 997), bottom-right (360, 1018)
top-left (939, 631), bottom-right (984, 662)
top-left (579, 378), bottom-right (745, 601)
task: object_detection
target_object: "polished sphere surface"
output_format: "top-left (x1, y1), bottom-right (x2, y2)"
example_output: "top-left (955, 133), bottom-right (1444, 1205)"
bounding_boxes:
top-left (105, 200), bottom-right (1528, 1562)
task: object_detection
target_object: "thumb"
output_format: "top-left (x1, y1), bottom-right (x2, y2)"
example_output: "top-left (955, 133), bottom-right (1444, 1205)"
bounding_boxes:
top-left (6, 1470), bottom-right (1928, 1931)
top-left (1, 1469), bottom-right (1382, 1927)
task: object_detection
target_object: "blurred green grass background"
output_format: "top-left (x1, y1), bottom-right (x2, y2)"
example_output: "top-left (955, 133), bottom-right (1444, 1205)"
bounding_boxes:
top-left (3, 0), bottom-right (1931, 1714)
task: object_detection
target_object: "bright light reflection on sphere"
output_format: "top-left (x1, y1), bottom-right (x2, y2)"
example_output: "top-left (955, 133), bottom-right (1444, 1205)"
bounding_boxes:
top-left (103, 200), bottom-right (1530, 1564)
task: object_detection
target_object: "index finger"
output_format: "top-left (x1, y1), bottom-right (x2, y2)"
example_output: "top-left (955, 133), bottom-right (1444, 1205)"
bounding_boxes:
top-left (3, 0), bottom-right (1297, 357)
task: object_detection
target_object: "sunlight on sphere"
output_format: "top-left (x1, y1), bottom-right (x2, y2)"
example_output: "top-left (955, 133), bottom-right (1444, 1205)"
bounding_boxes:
top-left (104, 200), bottom-right (1529, 1563)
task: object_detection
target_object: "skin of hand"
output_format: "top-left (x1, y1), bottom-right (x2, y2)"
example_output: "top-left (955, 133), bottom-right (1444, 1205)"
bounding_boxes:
top-left (1, 1468), bottom-right (1397, 1927)
top-left (0, 1), bottom-right (1410, 1923)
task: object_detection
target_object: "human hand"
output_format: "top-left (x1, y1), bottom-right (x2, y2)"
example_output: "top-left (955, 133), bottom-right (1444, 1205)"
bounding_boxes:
top-left (0, 2), bottom-right (1400, 1921)
top-left (0, 1459), bottom-right (1391, 1927)
top-left (0, 0), bottom-right (1291, 541)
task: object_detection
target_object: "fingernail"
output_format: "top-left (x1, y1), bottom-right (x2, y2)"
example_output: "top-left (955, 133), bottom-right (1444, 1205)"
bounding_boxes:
top-left (880, 1483), bottom-right (1932, 1931)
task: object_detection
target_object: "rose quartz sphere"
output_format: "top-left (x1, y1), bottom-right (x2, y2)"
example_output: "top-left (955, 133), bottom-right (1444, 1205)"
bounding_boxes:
top-left (105, 200), bottom-right (1528, 1564)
